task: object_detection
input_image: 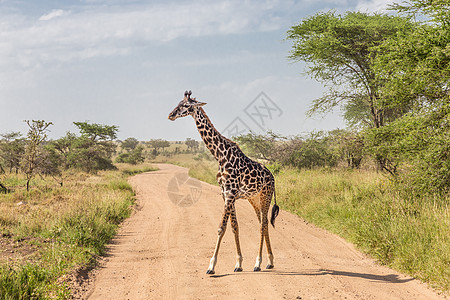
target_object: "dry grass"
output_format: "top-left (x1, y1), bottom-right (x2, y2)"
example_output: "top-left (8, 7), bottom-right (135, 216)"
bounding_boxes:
top-left (0, 164), bottom-right (157, 299)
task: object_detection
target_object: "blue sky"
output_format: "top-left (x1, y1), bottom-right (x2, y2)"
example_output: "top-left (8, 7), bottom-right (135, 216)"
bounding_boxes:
top-left (0, 0), bottom-right (394, 141)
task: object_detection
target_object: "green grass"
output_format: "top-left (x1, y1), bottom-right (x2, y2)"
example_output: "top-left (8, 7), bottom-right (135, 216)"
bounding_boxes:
top-left (120, 165), bottom-right (159, 176)
top-left (177, 154), bottom-right (449, 293)
top-left (0, 264), bottom-right (53, 300)
top-left (0, 164), bottom-right (157, 299)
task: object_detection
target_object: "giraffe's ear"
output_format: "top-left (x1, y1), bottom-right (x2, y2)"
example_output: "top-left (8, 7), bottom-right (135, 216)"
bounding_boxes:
top-left (192, 101), bottom-right (207, 107)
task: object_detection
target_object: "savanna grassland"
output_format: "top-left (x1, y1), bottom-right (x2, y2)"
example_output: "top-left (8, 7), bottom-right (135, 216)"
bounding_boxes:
top-left (0, 164), bottom-right (157, 299)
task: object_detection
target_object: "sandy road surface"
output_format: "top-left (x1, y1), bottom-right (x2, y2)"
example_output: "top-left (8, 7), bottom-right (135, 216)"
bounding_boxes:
top-left (85, 164), bottom-right (443, 299)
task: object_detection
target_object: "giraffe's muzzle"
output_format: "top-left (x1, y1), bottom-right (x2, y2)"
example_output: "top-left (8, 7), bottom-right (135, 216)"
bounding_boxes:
top-left (168, 110), bottom-right (177, 121)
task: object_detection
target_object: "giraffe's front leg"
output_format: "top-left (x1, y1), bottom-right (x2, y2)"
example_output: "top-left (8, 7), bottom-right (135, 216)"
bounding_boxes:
top-left (230, 207), bottom-right (243, 272)
top-left (206, 204), bottom-right (230, 275)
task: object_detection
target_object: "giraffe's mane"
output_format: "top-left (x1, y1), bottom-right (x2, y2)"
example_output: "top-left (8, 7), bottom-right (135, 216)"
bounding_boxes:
top-left (198, 107), bottom-right (242, 150)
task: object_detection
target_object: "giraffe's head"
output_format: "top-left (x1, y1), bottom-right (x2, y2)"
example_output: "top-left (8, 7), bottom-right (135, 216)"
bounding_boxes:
top-left (168, 90), bottom-right (206, 121)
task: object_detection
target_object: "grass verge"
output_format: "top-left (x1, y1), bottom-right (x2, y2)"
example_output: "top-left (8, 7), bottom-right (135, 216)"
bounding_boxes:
top-left (275, 167), bottom-right (449, 292)
top-left (0, 164), bottom-right (157, 299)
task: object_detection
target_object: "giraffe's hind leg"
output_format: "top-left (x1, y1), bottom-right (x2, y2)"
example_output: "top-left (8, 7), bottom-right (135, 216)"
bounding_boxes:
top-left (254, 189), bottom-right (274, 271)
top-left (264, 220), bottom-right (274, 269)
top-left (252, 204), bottom-right (261, 224)
top-left (253, 210), bottom-right (267, 271)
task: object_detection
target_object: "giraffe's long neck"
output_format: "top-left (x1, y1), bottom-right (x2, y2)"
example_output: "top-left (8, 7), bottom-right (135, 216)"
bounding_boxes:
top-left (193, 108), bottom-right (229, 162)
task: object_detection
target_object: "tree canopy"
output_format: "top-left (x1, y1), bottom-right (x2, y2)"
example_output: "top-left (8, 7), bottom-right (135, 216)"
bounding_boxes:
top-left (287, 11), bottom-right (417, 128)
top-left (121, 137), bottom-right (139, 151)
top-left (73, 122), bottom-right (118, 141)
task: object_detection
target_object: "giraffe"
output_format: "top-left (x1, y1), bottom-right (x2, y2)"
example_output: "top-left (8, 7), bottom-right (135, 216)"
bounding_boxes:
top-left (168, 90), bottom-right (280, 274)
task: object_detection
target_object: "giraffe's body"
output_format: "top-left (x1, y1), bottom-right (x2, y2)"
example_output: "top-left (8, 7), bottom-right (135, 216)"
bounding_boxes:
top-left (169, 91), bottom-right (279, 274)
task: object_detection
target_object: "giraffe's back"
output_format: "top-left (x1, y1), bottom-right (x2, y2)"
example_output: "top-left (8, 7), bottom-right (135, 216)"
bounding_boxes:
top-left (217, 146), bottom-right (275, 202)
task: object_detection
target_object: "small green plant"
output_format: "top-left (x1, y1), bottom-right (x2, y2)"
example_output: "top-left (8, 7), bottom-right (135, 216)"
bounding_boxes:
top-left (109, 180), bottom-right (133, 192)
top-left (266, 162), bottom-right (281, 175)
top-left (0, 264), bottom-right (50, 299)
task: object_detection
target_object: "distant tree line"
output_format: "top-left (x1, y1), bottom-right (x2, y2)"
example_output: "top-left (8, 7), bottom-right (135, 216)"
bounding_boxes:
top-left (0, 121), bottom-right (119, 190)
top-left (235, 130), bottom-right (364, 170)
top-left (0, 121), bottom-right (209, 191)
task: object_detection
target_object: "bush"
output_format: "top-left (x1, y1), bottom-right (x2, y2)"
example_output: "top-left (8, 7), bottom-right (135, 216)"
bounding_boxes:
top-left (365, 106), bottom-right (450, 195)
top-left (280, 132), bottom-right (339, 169)
top-left (115, 146), bottom-right (145, 165)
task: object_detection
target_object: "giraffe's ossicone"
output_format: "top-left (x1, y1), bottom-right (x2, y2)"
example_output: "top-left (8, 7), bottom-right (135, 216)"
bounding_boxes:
top-left (169, 90), bottom-right (280, 274)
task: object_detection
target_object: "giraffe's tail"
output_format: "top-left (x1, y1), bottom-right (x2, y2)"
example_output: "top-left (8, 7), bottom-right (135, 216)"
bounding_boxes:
top-left (270, 189), bottom-right (280, 228)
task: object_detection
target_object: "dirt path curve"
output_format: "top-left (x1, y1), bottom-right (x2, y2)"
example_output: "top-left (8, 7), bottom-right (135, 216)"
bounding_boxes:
top-left (86, 164), bottom-right (443, 300)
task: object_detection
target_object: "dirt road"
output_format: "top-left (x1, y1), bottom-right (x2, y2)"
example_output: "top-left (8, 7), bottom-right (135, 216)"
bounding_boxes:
top-left (85, 164), bottom-right (443, 299)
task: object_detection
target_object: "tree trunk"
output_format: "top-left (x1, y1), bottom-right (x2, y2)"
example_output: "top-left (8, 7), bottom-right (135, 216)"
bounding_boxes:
top-left (0, 182), bottom-right (7, 193)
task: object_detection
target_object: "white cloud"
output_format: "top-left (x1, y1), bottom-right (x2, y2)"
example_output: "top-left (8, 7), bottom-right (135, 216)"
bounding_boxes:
top-left (0, 0), bottom-right (287, 71)
top-left (356, 0), bottom-right (395, 12)
top-left (39, 9), bottom-right (70, 21)
top-left (178, 51), bottom-right (280, 68)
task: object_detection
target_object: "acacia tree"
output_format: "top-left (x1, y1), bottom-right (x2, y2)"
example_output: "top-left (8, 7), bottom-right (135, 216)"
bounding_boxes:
top-left (287, 11), bottom-right (416, 128)
top-left (69, 122), bottom-right (118, 173)
top-left (43, 132), bottom-right (76, 178)
top-left (116, 145), bottom-right (145, 165)
top-left (21, 120), bottom-right (53, 191)
top-left (185, 138), bottom-right (199, 153)
top-left (121, 137), bottom-right (139, 151)
top-left (37, 146), bottom-right (65, 186)
top-left (328, 129), bottom-right (364, 169)
top-left (147, 139), bottom-right (170, 155)
top-left (73, 122), bottom-right (118, 141)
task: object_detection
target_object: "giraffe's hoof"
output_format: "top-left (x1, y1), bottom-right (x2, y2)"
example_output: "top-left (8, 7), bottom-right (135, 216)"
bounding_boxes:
top-left (234, 267), bottom-right (243, 272)
top-left (206, 270), bottom-right (215, 275)
top-left (253, 266), bottom-right (261, 272)
top-left (266, 264), bottom-right (274, 269)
